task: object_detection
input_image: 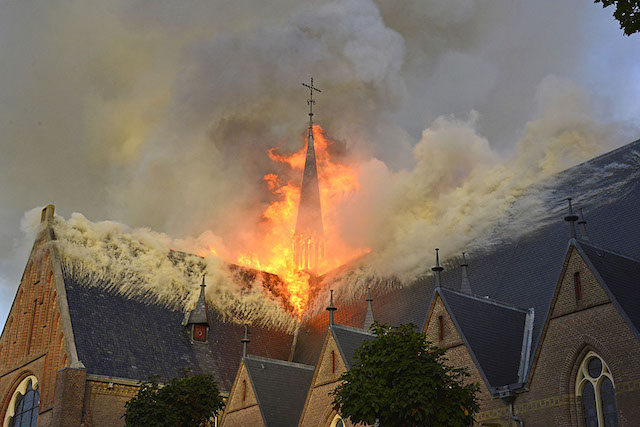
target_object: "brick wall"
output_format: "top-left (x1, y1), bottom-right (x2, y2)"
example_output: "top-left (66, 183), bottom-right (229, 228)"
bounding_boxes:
top-left (82, 379), bottom-right (139, 427)
top-left (299, 331), bottom-right (358, 427)
top-left (517, 246), bottom-right (640, 426)
top-left (221, 362), bottom-right (264, 426)
top-left (51, 367), bottom-right (86, 426)
top-left (0, 236), bottom-right (70, 425)
top-left (424, 295), bottom-right (510, 425)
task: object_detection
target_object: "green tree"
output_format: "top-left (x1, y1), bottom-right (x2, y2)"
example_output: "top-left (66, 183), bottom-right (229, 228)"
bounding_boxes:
top-left (124, 370), bottom-right (223, 427)
top-left (331, 323), bottom-right (480, 427)
top-left (595, 0), bottom-right (640, 35)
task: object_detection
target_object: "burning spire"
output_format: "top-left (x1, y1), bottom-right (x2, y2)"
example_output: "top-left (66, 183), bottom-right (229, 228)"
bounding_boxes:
top-left (293, 77), bottom-right (325, 272)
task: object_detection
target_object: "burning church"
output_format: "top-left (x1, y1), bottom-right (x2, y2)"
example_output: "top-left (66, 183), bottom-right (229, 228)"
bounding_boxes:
top-left (1, 78), bottom-right (640, 427)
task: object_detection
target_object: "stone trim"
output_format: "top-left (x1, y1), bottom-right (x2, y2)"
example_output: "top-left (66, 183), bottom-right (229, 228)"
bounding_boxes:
top-left (48, 232), bottom-right (83, 369)
top-left (0, 352), bottom-right (46, 378)
top-left (477, 380), bottom-right (640, 421)
top-left (87, 380), bottom-right (138, 399)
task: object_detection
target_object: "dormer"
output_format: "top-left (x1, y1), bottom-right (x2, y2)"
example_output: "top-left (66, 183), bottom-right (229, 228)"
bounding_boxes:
top-left (184, 276), bottom-right (209, 343)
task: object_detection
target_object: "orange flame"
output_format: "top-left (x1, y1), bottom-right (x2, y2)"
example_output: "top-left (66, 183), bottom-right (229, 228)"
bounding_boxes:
top-left (236, 125), bottom-right (366, 315)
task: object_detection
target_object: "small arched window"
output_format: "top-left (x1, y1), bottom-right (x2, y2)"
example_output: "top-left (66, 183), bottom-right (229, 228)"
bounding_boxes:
top-left (576, 352), bottom-right (619, 427)
top-left (331, 350), bottom-right (336, 374)
top-left (438, 315), bottom-right (444, 341)
top-left (574, 272), bottom-right (583, 301)
top-left (3, 375), bottom-right (39, 427)
top-left (242, 379), bottom-right (247, 402)
top-left (329, 414), bottom-right (345, 427)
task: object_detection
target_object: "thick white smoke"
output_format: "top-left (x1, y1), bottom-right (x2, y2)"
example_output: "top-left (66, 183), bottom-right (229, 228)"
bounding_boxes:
top-left (1, 0), bottom-right (639, 325)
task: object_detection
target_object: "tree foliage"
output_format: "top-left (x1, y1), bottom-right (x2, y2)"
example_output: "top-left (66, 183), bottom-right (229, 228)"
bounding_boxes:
top-left (596, 0), bottom-right (640, 35)
top-left (331, 323), bottom-right (480, 427)
top-left (124, 371), bottom-right (223, 427)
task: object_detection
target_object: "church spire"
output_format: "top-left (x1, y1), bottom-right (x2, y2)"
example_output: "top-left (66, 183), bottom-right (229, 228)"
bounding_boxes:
top-left (293, 77), bottom-right (325, 272)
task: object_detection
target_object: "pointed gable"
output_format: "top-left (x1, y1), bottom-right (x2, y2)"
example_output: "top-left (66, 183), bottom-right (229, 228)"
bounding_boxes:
top-left (243, 356), bottom-right (314, 426)
top-left (574, 240), bottom-right (640, 338)
top-left (222, 360), bottom-right (263, 427)
top-left (330, 324), bottom-right (375, 370)
top-left (434, 288), bottom-right (533, 392)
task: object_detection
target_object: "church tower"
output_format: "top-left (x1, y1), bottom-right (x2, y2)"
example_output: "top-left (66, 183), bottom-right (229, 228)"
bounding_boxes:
top-left (293, 77), bottom-right (325, 272)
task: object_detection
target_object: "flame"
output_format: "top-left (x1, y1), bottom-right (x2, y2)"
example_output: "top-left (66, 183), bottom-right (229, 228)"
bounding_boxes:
top-left (236, 125), bottom-right (366, 315)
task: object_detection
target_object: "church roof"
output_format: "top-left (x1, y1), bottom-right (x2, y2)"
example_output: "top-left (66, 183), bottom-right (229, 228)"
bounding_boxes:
top-left (573, 240), bottom-right (640, 339)
top-left (243, 356), bottom-right (314, 427)
top-left (330, 324), bottom-right (375, 369)
top-left (292, 138), bottom-right (640, 378)
top-left (437, 288), bottom-right (531, 391)
top-left (62, 270), bottom-right (293, 392)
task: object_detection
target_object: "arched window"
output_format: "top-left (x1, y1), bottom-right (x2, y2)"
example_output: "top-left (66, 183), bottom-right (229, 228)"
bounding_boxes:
top-left (3, 376), bottom-right (39, 427)
top-left (576, 352), bottom-right (618, 427)
top-left (438, 315), bottom-right (444, 341)
top-left (329, 414), bottom-right (345, 427)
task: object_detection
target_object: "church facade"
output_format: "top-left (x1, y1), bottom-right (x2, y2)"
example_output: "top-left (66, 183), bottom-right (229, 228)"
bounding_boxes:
top-left (1, 137), bottom-right (640, 426)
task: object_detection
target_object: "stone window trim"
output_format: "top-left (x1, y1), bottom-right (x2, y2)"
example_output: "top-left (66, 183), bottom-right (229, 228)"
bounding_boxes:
top-left (2, 375), bottom-right (39, 427)
top-left (329, 414), bottom-right (345, 427)
top-left (575, 351), bottom-right (618, 426)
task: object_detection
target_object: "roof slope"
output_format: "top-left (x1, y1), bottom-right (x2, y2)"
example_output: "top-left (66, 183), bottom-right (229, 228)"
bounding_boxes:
top-left (575, 240), bottom-right (640, 338)
top-left (331, 324), bottom-right (375, 369)
top-left (63, 270), bottom-right (293, 392)
top-left (293, 139), bottom-right (640, 367)
top-left (244, 356), bottom-right (314, 427)
top-left (438, 288), bottom-right (530, 389)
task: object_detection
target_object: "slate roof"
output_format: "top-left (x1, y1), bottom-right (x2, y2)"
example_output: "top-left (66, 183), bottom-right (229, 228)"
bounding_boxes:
top-left (438, 288), bottom-right (531, 391)
top-left (292, 138), bottom-right (640, 374)
top-left (244, 356), bottom-right (314, 427)
top-left (62, 269), bottom-right (293, 392)
top-left (331, 324), bottom-right (375, 369)
top-left (574, 240), bottom-right (640, 339)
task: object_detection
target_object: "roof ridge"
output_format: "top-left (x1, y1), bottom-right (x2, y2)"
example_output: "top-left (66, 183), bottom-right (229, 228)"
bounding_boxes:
top-left (244, 355), bottom-right (315, 371)
top-left (331, 323), bottom-right (375, 336)
top-left (439, 287), bottom-right (529, 313)
top-left (560, 138), bottom-right (640, 174)
top-left (575, 239), bottom-right (640, 264)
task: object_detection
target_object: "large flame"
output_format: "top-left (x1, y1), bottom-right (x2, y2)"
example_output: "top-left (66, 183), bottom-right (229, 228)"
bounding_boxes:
top-left (236, 125), bottom-right (365, 315)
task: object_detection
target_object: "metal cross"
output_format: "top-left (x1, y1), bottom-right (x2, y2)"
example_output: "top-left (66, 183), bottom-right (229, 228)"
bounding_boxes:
top-left (302, 77), bottom-right (321, 118)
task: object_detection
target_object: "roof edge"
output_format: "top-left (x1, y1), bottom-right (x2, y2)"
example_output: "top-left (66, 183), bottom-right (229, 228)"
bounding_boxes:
top-left (244, 355), bottom-right (315, 371)
top-left (436, 288), bottom-right (496, 394)
top-left (572, 240), bottom-right (640, 341)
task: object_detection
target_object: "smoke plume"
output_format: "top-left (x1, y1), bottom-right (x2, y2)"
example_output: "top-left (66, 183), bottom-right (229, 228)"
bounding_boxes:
top-left (1, 0), bottom-right (639, 326)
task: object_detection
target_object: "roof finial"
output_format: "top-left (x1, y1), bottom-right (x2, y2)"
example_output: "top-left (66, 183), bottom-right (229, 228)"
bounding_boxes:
top-left (326, 290), bottom-right (337, 325)
top-left (432, 248), bottom-right (444, 287)
top-left (578, 208), bottom-right (590, 241)
top-left (185, 275), bottom-right (209, 326)
top-left (302, 77), bottom-right (321, 139)
top-left (241, 324), bottom-right (250, 358)
top-left (460, 252), bottom-right (472, 294)
top-left (564, 198), bottom-right (579, 240)
top-left (363, 288), bottom-right (375, 332)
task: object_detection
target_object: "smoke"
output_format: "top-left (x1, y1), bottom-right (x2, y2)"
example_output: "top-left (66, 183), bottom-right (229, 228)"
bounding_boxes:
top-left (1, 0), bottom-right (640, 325)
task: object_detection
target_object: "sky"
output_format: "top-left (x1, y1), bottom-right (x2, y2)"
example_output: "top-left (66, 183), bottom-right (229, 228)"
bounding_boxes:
top-left (1, 0), bottom-right (640, 326)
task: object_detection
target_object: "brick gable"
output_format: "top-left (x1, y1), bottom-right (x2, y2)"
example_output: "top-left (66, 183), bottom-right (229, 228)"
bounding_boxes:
top-left (222, 361), bottom-right (263, 426)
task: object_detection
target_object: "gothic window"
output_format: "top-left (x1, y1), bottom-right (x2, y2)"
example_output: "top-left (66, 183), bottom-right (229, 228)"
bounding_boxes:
top-left (576, 352), bottom-right (619, 427)
top-left (574, 272), bottom-right (583, 301)
top-left (331, 350), bottom-right (336, 373)
top-left (438, 315), bottom-right (444, 341)
top-left (4, 376), bottom-right (39, 427)
top-left (329, 414), bottom-right (345, 427)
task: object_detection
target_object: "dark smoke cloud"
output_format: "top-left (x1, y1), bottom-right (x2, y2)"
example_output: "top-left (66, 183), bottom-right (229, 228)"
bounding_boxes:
top-left (1, 0), bottom-right (639, 324)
